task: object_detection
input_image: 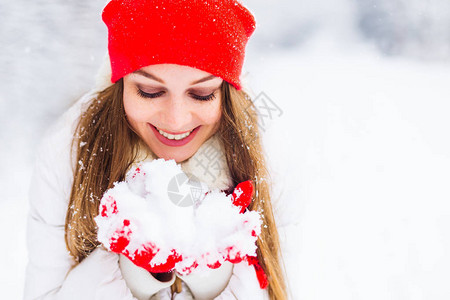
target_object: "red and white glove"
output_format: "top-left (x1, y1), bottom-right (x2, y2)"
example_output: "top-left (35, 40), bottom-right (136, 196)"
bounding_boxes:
top-left (95, 163), bottom-right (183, 274)
top-left (177, 180), bottom-right (268, 290)
top-left (94, 160), bottom-right (268, 291)
top-left (119, 253), bottom-right (176, 300)
top-left (226, 180), bottom-right (268, 289)
top-left (213, 260), bottom-right (268, 299)
top-left (176, 261), bottom-right (233, 299)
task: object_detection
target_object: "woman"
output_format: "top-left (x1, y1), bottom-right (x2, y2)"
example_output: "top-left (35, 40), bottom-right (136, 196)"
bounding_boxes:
top-left (25, 0), bottom-right (290, 299)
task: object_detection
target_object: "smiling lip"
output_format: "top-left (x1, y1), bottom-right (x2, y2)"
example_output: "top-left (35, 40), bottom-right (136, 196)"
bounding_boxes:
top-left (149, 124), bottom-right (201, 147)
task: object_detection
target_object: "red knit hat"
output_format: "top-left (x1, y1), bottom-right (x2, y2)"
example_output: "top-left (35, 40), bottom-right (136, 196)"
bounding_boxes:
top-left (102, 0), bottom-right (256, 90)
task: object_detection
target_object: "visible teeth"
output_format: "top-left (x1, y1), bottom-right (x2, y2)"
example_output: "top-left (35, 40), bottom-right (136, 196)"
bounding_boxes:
top-left (157, 128), bottom-right (193, 140)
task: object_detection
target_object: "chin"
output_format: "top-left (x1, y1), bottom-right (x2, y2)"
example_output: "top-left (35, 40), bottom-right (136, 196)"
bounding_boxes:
top-left (155, 146), bottom-right (196, 164)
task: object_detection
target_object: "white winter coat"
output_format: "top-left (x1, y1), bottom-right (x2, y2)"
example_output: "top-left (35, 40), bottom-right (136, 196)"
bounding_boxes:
top-left (24, 78), bottom-right (298, 299)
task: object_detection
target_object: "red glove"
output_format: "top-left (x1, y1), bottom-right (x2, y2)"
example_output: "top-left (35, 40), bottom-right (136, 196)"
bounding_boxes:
top-left (179, 180), bottom-right (268, 289)
top-left (97, 193), bottom-right (182, 274)
top-left (229, 180), bottom-right (268, 289)
top-left (95, 161), bottom-right (267, 289)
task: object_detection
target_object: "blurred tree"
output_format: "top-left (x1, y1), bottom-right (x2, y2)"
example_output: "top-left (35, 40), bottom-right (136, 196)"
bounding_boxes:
top-left (356, 0), bottom-right (450, 60)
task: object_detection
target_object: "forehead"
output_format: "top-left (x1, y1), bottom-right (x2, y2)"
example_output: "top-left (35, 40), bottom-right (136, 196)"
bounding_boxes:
top-left (134, 64), bottom-right (224, 85)
top-left (141, 64), bottom-right (218, 79)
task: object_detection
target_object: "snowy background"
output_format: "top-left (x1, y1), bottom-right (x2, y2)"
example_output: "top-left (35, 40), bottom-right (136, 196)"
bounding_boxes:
top-left (2, 0), bottom-right (450, 299)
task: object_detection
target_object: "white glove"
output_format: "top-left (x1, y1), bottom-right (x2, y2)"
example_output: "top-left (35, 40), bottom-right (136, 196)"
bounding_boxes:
top-left (176, 261), bottom-right (234, 300)
top-left (150, 281), bottom-right (194, 300)
top-left (213, 261), bottom-right (268, 300)
top-left (57, 247), bottom-right (137, 299)
top-left (119, 254), bottom-right (176, 300)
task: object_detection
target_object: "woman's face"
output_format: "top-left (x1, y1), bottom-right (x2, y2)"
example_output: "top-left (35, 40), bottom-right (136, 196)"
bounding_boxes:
top-left (123, 64), bottom-right (223, 163)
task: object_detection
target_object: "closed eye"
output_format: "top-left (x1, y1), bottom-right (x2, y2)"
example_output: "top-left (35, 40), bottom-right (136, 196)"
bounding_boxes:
top-left (137, 89), bottom-right (164, 99)
top-left (137, 89), bottom-right (217, 101)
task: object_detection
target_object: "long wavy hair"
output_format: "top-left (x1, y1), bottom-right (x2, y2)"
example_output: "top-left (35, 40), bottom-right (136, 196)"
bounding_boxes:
top-left (65, 78), bottom-right (288, 299)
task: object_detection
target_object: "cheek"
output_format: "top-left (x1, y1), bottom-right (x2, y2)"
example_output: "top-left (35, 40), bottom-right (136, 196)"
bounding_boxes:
top-left (198, 100), bottom-right (222, 125)
top-left (123, 88), bottom-right (151, 124)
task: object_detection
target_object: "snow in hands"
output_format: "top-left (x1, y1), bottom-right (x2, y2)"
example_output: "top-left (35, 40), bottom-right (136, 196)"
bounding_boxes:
top-left (94, 158), bottom-right (267, 287)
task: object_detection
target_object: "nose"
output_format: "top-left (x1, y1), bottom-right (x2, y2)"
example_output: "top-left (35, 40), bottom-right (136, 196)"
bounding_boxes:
top-left (160, 96), bottom-right (192, 132)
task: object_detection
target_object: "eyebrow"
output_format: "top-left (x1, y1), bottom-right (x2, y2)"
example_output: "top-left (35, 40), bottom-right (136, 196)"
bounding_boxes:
top-left (133, 69), bottom-right (217, 85)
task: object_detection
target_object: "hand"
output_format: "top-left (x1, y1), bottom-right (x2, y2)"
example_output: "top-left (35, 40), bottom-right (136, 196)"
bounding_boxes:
top-left (176, 261), bottom-right (234, 300)
top-left (230, 180), bottom-right (254, 213)
top-left (96, 163), bottom-right (264, 287)
top-left (119, 254), bottom-right (176, 300)
top-left (213, 261), bottom-right (267, 300)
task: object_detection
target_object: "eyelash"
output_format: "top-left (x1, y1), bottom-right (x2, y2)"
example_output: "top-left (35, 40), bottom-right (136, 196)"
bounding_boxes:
top-left (137, 89), bottom-right (216, 101)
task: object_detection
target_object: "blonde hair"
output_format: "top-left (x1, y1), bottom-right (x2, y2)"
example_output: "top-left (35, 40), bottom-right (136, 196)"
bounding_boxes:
top-left (66, 79), bottom-right (288, 299)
